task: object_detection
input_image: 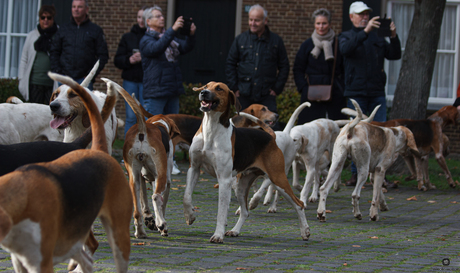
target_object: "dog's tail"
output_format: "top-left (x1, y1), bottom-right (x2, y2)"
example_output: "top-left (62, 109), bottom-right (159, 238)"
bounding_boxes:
top-left (344, 99), bottom-right (362, 138)
top-left (102, 78), bottom-right (147, 135)
top-left (341, 104), bottom-right (381, 123)
top-left (48, 72), bottom-right (107, 153)
top-left (71, 82), bottom-right (118, 149)
top-left (283, 102), bottom-right (311, 134)
top-left (238, 112), bottom-right (276, 139)
top-left (81, 60), bottom-right (100, 88)
top-left (6, 96), bottom-right (23, 104)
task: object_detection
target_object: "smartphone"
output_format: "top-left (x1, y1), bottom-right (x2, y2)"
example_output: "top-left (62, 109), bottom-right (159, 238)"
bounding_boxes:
top-left (132, 49), bottom-right (140, 54)
top-left (180, 17), bottom-right (193, 36)
top-left (377, 14), bottom-right (392, 37)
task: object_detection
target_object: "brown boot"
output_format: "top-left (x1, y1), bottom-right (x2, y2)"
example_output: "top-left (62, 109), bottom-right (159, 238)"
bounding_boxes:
top-left (346, 173), bottom-right (357, 186)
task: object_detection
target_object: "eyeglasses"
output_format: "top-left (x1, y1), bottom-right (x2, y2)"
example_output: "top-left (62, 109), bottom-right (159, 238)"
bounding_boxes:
top-left (153, 15), bottom-right (164, 19)
top-left (40, 16), bottom-right (53, 20)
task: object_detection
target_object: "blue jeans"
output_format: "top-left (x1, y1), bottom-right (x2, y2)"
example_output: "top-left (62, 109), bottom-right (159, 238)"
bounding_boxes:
top-left (347, 96), bottom-right (387, 174)
top-left (123, 80), bottom-right (144, 136)
top-left (58, 77), bottom-right (93, 90)
top-left (144, 96), bottom-right (180, 116)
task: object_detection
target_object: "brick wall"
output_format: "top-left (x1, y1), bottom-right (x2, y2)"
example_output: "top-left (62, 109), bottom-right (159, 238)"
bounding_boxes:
top-left (89, 1), bottom-right (342, 138)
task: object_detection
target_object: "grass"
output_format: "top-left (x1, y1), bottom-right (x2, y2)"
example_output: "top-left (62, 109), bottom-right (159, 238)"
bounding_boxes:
top-left (112, 138), bottom-right (460, 192)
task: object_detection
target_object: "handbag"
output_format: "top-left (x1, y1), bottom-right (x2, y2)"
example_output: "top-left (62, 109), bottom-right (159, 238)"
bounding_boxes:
top-left (306, 37), bottom-right (338, 102)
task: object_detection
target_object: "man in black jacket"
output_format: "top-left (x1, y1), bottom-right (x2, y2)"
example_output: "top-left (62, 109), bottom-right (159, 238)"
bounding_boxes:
top-left (50, 0), bottom-right (108, 90)
top-left (226, 4), bottom-right (289, 118)
top-left (340, 1), bottom-right (401, 187)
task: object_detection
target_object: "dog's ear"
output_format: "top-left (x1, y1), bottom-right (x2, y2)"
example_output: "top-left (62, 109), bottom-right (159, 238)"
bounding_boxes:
top-left (229, 90), bottom-right (241, 114)
top-left (82, 112), bottom-right (91, 128)
top-left (0, 206), bottom-right (13, 243)
top-left (165, 117), bottom-right (181, 139)
top-left (192, 85), bottom-right (205, 92)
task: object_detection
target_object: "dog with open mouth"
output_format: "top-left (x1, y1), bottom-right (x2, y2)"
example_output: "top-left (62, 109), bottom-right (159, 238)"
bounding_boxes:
top-left (49, 61), bottom-right (119, 154)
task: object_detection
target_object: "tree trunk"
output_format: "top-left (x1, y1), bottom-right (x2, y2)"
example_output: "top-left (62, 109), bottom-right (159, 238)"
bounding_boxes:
top-left (389, 0), bottom-right (446, 120)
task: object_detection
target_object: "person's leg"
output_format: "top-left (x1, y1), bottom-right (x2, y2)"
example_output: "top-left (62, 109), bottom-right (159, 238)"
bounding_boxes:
top-left (122, 80), bottom-right (143, 136)
top-left (144, 97), bottom-right (167, 116)
top-left (369, 96), bottom-right (387, 122)
top-left (74, 78), bottom-right (94, 90)
top-left (163, 96), bottom-right (180, 115)
top-left (326, 96), bottom-right (347, 120)
top-left (236, 95), bottom-right (253, 112)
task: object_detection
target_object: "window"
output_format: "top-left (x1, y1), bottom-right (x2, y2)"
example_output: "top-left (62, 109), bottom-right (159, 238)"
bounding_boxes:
top-left (386, 1), bottom-right (459, 109)
top-left (0, 0), bottom-right (40, 78)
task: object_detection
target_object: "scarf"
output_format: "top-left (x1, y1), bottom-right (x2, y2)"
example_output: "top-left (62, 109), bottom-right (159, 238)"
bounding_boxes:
top-left (148, 27), bottom-right (180, 62)
top-left (311, 29), bottom-right (335, 61)
top-left (34, 23), bottom-right (58, 53)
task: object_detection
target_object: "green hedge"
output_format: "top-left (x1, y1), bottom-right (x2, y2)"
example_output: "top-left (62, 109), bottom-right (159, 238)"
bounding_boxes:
top-left (179, 83), bottom-right (301, 124)
top-left (0, 79), bottom-right (24, 103)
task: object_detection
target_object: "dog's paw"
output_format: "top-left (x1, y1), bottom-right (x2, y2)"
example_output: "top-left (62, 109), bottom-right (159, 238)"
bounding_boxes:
top-left (235, 207), bottom-right (241, 215)
top-left (317, 212), bottom-right (326, 222)
top-left (225, 230), bottom-right (239, 237)
top-left (248, 198), bottom-right (260, 210)
top-left (185, 214), bottom-right (196, 225)
top-left (355, 213), bottom-right (362, 220)
top-left (267, 207), bottom-right (277, 213)
top-left (369, 214), bottom-right (379, 221)
top-left (134, 232), bottom-right (148, 239)
top-left (293, 184), bottom-right (303, 192)
top-left (308, 196), bottom-right (318, 203)
top-left (301, 227), bottom-right (310, 241)
top-left (405, 175), bottom-right (416, 181)
top-left (209, 235), bottom-right (224, 243)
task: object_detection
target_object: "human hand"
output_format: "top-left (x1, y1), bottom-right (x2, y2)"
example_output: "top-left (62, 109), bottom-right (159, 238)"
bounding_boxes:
top-left (235, 90), bottom-right (240, 97)
top-left (390, 21), bottom-right (396, 38)
top-left (190, 22), bottom-right (196, 35)
top-left (269, 89), bottom-right (276, 96)
top-left (364, 16), bottom-right (380, 34)
top-left (172, 16), bottom-right (184, 32)
top-left (129, 52), bottom-right (141, 64)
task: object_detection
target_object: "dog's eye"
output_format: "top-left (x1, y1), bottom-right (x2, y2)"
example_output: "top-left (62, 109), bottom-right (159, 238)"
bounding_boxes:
top-left (216, 86), bottom-right (223, 91)
top-left (262, 107), bottom-right (267, 112)
top-left (68, 92), bottom-right (78, 98)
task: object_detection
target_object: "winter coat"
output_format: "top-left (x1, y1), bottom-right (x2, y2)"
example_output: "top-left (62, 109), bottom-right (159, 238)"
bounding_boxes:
top-left (50, 16), bottom-right (108, 81)
top-left (140, 27), bottom-right (195, 99)
top-left (339, 26), bottom-right (401, 97)
top-left (226, 26), bottom-right (289, 101)
top-left (114, 24), bottom-right (146, 83)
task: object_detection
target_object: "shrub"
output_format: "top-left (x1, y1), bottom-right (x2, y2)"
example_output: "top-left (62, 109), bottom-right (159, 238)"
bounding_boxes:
top-left (179, 83), bottom-right (203, 117)
top-left (0, 78), bottom-right (24, 103)
top-left (276, 89), bottom-right (301, 124)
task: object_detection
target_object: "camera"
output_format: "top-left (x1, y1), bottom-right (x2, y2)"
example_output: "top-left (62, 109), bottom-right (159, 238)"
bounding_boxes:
top-left (180, 17), bottom-right (193, 36)
top-left (377, 14), bottom-right (391, 37)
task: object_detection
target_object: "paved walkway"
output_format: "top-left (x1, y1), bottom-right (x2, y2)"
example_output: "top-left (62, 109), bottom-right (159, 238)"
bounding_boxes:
top-left (1, 160), bottom-right (460, 272)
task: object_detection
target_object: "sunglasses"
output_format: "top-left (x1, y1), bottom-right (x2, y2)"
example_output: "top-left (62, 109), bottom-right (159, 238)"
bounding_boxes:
top-left (40, 16), bottom-right (53, 20)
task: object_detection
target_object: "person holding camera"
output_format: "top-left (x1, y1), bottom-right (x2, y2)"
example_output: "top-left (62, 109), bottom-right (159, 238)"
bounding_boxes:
top-left (340, 1), bottom-right (401, 187)
top-left (114, 7), bottom-right (147, 137)
top-left (140, 5), bottom-right (196, 116)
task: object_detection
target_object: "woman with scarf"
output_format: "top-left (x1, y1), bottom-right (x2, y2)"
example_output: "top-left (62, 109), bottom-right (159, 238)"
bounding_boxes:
top-left (18, 5), bottom-right (58, 104)
top-left (140, 5), bottom-right (196, 116)
top-left (293, 8), bottom-right (346, 124)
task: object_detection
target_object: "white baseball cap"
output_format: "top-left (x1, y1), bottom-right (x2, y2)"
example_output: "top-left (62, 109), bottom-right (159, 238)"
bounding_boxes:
top-left (349, 1), bottom-right (373, 14)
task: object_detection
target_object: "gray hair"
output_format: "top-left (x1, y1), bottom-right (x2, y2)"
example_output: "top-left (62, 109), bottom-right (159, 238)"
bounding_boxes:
top-left (73, 0), bottom-right (89, 8)
top-left (143, 5), bottom-right (162, 26)
top-left (312, 8), bottom-right (331, 23)
top-left (249, 4), bottom-right (267, 19)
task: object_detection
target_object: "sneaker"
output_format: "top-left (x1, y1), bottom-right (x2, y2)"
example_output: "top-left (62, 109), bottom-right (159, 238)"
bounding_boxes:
top-left (172, 161), bottom-right (181, 175)
top-left (346, 173), bottom-right (357, 186)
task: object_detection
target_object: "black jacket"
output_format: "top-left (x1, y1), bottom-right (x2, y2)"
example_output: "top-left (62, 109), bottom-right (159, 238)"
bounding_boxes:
top-left (293, 37), bottom-right (344, 98)
top-left (339, 26), bottom-right (401, 97)
top-left (50, 16), bottom-right (108, 81)
top-left (226, 26), bottom-right (289, 101)
top-left (114, 24), bottom-right (146, 83)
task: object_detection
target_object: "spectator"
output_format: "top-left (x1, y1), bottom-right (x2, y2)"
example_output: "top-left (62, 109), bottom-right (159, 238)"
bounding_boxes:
top-left (114, 7), bottom-right (147, 137)
top-left (226, 4), bottom-right (289, 126)
top-left (340, 1), bottom-right (401, 187)
top-left (50, 0), bottom-right (108, 90)
top-left (293, 8), bottom-right (346, 124)
top-left (140, 6), bottom-right (196, 116)
top-left (18, 5), bottom-right (58, 104)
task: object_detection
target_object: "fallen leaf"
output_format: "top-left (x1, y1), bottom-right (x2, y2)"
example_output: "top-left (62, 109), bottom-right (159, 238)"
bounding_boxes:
top-left (382, 188), bottom-right (388, 193)
top-left (407, 239), bottom-right (412, 241)
top-left (343, 263), bottom-right (348, 266)
top-left (451, 201), bottom-right (458, 204)
top-left (352, 245), bottom-right (361, 247)
top-left (394, 180), bottom-right (400, 184)
top-left (326, 210), bottom-right (332, 213)
top-left (177, 184), bottom-right (186, 188)
top-left (147, 188), bottom-right (151, 190)
top-left (456, 180), bottom-right (460, 185)
top-left (361, 186), bottom-right (366, 189)
top-left (370, 236), bottom-right (378, 239)
top-left (236, 268), bottom-right (248, 270)
top-left (388, 197), bottom-right (394, 200)
top-left (428, 200), bottom-right (436, 203)
top-left (194, 206), bottom-right (199, 210)
top-left (172, 188), bottom-right (179, 190)
top-left (132, 242), bottom-right (145, 246)
top-left (407, 196), bottom-right (417, 201)
top-left (214, 183), bottom-right (219, 188)
top-left (200, 178), bottom-right (209, 181)
top-left (172, 179), bottom-right (181, 182)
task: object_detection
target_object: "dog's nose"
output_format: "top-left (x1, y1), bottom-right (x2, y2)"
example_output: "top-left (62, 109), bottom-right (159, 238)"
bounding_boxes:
top-left (200, 90), bottom-right (210, 96)
top-left (49, 101), bottom-right (60, 113)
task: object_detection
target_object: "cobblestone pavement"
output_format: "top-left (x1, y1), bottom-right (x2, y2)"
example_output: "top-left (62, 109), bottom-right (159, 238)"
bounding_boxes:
top-left (1, 160), bottom-right (460, 272)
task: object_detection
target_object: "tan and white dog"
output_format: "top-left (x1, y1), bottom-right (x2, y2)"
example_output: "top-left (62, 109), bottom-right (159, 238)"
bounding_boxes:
top-left (183, 82), bottom-right (310, 243)
top-left (0, 73), bottom-right (133, 272)
top-left (0, 101), bottom-right (63, 144)
top-left (49, 61), bottom-right (119, 154)
top-left (317, 99), bottom-right (419, 222)
top-left (109, 79), bottom-right (180, 239)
